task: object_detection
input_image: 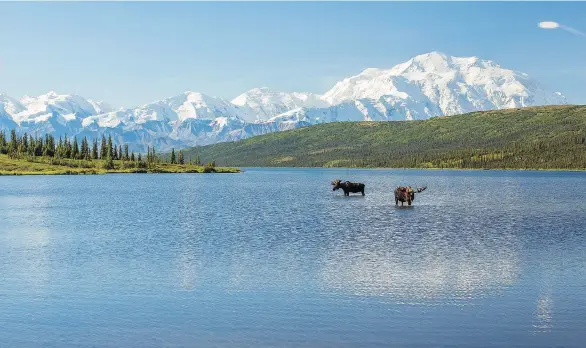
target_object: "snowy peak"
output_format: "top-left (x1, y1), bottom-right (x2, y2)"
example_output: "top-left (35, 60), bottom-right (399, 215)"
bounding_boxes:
top-left (322, 51), bottom-right (566, 115)
top-left (391, 52), bottom-right (498, 76)
top-left (88, 90), bottom-right (247, 128)
top-left (14, 91), bottom-right (101, 124)
top-left (232, 87), bottom-right (330, 122)
top-left (0, 106), bottom-right (17, 131)
top-left (404, 51), bottom-right (453, 73)
top-left (161, 91), bottom-right (244, 122)
top-left (88, 100), bottom-right (113, 114)
top-left (0, 93), bottom-right (26, 115)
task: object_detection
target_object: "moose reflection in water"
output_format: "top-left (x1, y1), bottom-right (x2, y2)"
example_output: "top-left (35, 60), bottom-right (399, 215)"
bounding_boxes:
top-left (395, 186), bottom-right (427, 206)
top-left (331, 179), bottom-right (365, 196)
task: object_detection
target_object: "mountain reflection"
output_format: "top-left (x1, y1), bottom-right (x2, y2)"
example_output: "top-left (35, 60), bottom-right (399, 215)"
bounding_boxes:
top-left (319, 244), bottom-right (519, 301)
top-left (533, 295), bottom-right (553, 332)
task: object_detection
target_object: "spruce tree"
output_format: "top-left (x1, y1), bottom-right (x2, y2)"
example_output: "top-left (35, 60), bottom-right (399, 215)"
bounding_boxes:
top-left (83, 137), bottom-right (91, 160)
top-left (113, 144), bottom-right (118, 160)
top-left (146, 146), bottom-right (151, 163)
top-left (28, 135), bottom-right (35, 156)
top-left (0, 131), bottom-right (6, 154)
top-left (43, 134), bottom-right (51, 157)
top-left (170, 148), bottom-right (176, 164)
top-left (80, 137), bottom-right (87, 159)
top-left (35, 136), bottom-right (44, 157)
top-left (72, 137), bottom-right (79, 159)
top-left (118, 145), bottom-right (123, 161)
top-left (178, 150), bottom-right (184, 165)
top-left (124, 144), bottom-right (129, 161)
top-left (107, 135), bottom-right (113, 160)
top-left (104, 145), bottom-right (114, 170)
top-left (8, 129), bottom-right (18, 155)
top-left (42, 134), bottom-right (48, 157)
top-left (63, 136), bottom-right (71, 158)
top-left (21, 133), bottom-right (29, 154)
top-left (131, 152), bottom-right (135, 162)
top-left (92, 138), bottom-right (98, 160)
top-left (49, 135), bottom-right (56, 157)
top-left (100, 135), bottom-right (107, 159)
top-left (56, 137), bottom-right (63, 158)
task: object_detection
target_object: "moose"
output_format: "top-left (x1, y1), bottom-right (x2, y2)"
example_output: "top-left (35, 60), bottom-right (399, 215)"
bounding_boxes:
top-left (331, 179), bottom-right (365, 196)
top-left (395, 186), bottom-right (427, 206)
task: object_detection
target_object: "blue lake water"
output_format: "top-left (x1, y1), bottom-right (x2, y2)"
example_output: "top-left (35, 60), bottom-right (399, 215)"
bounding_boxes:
top-left (1, 168), bottom-right (586, 347)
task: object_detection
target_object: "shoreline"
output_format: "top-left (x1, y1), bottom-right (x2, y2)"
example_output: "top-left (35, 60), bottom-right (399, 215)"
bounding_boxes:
top-left (0, 170), bottom-right (242, 176)
top-left (235, 166), bottom-right (586, 173)
top-left (0, 155), bottom-right (241, 176)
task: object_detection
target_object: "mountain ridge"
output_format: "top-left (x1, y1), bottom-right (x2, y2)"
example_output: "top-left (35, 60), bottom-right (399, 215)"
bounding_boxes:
top-left (0, 52), bottom-right (568, 152)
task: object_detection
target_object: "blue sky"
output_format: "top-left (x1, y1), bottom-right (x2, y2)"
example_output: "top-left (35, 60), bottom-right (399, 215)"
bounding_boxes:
top-left (0, 1), bottom-right (585, 107)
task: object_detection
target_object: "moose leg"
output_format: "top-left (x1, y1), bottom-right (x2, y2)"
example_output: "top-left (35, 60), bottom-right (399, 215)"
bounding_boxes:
top-left (395, 198), bottom-right (398, 205)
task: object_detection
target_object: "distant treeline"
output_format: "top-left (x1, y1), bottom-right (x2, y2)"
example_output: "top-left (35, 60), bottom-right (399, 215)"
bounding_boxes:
top-left (181, 105), bottom-right (586, 170)
top-left (0, 130), bottom-right (212, 170)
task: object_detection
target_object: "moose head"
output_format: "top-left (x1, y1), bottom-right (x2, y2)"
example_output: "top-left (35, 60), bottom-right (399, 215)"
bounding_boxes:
top-left (331, 179), bottom-right (342, 191)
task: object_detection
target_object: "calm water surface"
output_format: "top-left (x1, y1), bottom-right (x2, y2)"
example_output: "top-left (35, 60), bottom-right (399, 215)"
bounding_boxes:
top-left (1, 168), bottom-right (585, 347)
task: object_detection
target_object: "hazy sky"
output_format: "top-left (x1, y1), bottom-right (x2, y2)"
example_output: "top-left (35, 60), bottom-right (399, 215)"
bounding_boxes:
top-left (0, 1), bottom-right (585, 107)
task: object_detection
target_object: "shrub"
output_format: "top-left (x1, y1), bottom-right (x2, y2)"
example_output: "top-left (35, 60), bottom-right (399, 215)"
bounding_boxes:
top-left (202, 165), bottom-right (216, 173)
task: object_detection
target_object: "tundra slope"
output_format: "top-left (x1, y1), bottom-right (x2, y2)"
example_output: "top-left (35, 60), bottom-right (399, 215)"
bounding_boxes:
top-left (181, 105), bottom-right (586, 170)
top-left (0, 52), bottom-right (567, 152)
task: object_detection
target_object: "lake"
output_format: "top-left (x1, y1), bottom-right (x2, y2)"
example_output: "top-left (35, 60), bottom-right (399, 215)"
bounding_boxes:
top-left (1, 168), bottom-right (586, 347)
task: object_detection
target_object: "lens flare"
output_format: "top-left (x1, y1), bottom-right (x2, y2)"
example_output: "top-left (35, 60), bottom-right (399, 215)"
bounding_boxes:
top-left (538, 21), bottom-right (560, 29)
top-left (538, 21), bottom-right (586, 37)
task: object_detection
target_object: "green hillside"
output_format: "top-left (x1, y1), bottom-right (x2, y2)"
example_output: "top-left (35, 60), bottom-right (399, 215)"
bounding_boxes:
top-left (182, 105), bottom-right (586, 170)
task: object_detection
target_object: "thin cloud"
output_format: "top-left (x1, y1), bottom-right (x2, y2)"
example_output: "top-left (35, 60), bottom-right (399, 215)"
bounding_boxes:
top-left (538, 21), bottom-right (586, 38)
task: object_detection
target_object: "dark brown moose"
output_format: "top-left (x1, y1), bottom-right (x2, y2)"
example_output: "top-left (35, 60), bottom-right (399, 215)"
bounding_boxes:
top-left (395, 186), bottom-right (426, 206)
top-left (331, 179), bottom-right (365, 196)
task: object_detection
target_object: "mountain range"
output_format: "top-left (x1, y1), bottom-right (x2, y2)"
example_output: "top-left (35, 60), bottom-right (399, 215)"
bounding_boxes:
top-left (0, 52), bottom-right (568, 152)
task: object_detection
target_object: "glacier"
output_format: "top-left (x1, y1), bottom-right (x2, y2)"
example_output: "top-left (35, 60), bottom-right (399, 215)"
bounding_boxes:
top-left (0, 52), bottom-right (568, 152)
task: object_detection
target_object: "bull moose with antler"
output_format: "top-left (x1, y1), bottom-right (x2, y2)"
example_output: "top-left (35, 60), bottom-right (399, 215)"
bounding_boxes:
top-left (395, 186), bottom-right (427, 206)
top-left (331, 179), bottom-right (365, 196)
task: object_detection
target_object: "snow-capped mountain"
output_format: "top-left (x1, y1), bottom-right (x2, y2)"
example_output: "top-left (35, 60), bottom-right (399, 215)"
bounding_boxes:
top-left (232, 87), bottom-right (330, 122)
top-left (322, 52), bottom-right (567, 120)
top-left (1, 52), bottom-right (568, 152)
top-left (0, 104), bottom-right (18, 131)
top-left (88, 100), bottom-right (113, 115)
top-left (0, 93), bottom-right (26, 115)
top-left (16, 91), bottom-right (100, 124)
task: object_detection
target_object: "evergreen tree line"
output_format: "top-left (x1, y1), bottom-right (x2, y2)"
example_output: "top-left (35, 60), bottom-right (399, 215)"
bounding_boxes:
top-left (0, 130), bottom-right (140, 163)
top-left (0, 130), bottom-right (215, 169)
top-left (167, 148), bottom-right (213, 167)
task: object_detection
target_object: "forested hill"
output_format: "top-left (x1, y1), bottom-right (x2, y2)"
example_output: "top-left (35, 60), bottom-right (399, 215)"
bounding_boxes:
top-left (181, 105), bottom-right (586, 170)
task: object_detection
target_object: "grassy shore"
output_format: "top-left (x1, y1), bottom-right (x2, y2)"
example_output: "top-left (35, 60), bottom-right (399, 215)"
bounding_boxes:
top-left (0, 154), bottom-right (240, 175)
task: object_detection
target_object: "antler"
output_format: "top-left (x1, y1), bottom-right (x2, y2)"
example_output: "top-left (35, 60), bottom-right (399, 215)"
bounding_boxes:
top-left (416, 186), bottom-right (427, 193)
